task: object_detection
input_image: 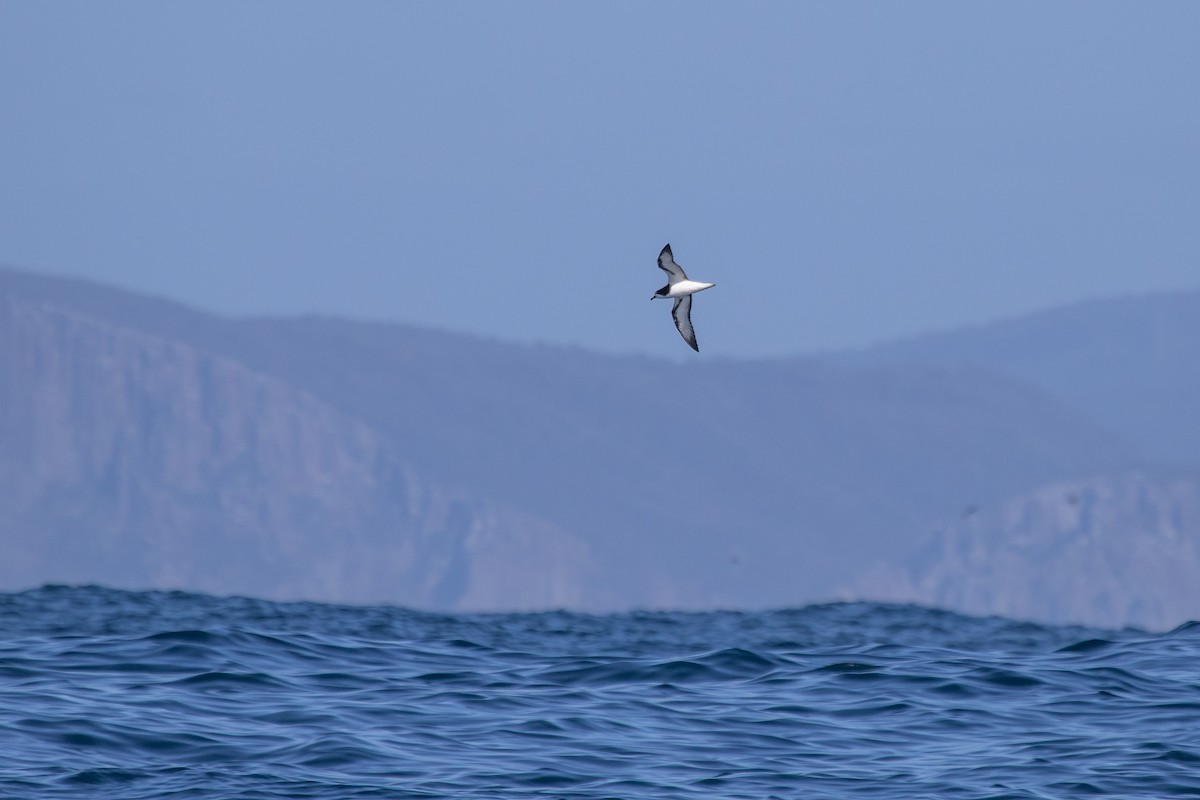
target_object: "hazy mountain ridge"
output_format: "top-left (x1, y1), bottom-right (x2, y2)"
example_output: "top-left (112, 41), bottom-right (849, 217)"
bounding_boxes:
top-left (0, 293), bottom-right (590, 608)
top-left (1, 266), bottom-right (1195, 624)
top-left (851, 470), bottom-right (1200, 630)
top-left (841, 290), bottom-right (1200, 466)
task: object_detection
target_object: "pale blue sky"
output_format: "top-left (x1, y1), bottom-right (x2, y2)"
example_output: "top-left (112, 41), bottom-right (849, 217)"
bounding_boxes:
top-left (2, 2), bottom-right (1197, 357)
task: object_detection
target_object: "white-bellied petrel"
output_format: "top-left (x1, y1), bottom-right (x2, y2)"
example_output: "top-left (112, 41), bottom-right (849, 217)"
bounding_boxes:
top-left (651, 243), bottom-right (715, 352)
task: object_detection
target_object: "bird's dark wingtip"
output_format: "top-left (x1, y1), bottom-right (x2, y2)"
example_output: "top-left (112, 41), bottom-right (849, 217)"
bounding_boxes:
top-left (660, 243), bottom-right (672, 256)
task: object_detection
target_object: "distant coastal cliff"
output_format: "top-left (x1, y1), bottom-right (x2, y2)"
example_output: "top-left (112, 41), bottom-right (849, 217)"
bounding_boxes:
top-left (2, 268), bottom-right (1197, 627)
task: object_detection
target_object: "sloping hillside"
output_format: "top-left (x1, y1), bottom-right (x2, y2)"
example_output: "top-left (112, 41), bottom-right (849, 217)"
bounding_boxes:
top-left (0, 294), bottom-right (590, 608)
top-left (850, 471), bottom-right (1200, 629)
top-left (844, 291), bottom-right (1200, 466)
top-left (0, 267), bottom-right (1148, 612)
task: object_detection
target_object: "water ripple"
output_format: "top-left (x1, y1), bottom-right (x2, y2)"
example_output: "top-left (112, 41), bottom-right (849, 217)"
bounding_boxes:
top-left (1, 586), bottom-right (1198, 798)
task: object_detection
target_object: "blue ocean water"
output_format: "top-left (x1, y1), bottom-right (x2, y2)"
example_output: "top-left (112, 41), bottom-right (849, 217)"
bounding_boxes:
top-left (1, 587), bottom-right (1199, 799)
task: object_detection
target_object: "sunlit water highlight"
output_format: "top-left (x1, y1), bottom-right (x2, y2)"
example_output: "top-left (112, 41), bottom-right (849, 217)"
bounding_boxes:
top-left (2, 586), bottom-right (1199, 798)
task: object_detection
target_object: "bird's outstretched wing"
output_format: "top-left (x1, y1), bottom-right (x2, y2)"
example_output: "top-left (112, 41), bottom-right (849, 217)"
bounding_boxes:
top-left (672, 295), bottom-right (699, 352)
top-left (657, 243), bottom-right (689, 284)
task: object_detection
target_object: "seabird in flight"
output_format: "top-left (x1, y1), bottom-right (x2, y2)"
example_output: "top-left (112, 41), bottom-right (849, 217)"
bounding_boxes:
top-left (650, 243), bottom-right (715, 352)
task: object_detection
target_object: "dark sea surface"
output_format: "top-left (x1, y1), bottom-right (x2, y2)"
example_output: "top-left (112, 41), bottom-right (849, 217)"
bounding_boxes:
top-left (2, 587), bottom-right (1199, 799)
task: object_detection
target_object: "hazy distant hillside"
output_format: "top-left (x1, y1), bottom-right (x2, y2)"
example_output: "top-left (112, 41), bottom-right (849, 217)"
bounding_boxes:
top-left (845, 291), bottom-right (1200, 466)
top-left (0, 294), bottom-right (591, 608)
top-left (0, 267), bottom-right (1154, 618)
top-left (852, 471), bottom-right (1200, 630)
